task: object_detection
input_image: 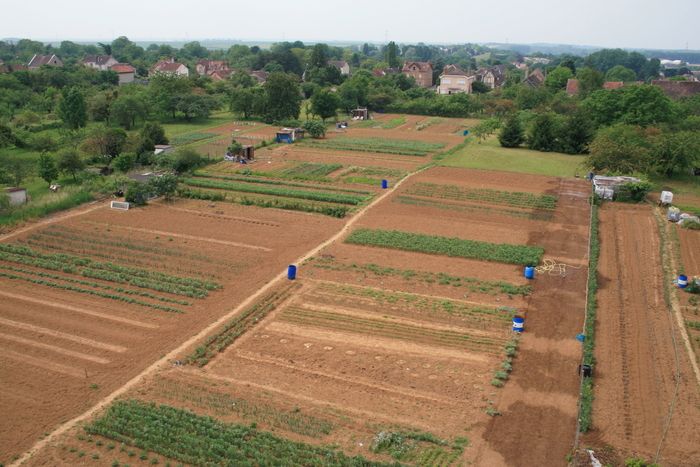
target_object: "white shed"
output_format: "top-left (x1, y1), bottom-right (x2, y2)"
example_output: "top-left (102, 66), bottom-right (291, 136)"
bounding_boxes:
top-left (4, 187), bottom-right (28, 206)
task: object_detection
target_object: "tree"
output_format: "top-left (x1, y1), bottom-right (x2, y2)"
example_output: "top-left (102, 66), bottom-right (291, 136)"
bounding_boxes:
top-left (471, 81), bottom-right (491, 94)
top-left (385, 42), bottom-right (400, 68)
top-left (498, 114), bottom-right (525, 148)
top-left (88, 92), bottom-right (113, 122)
top-left (471, 118), bottom-right (500, 143)
top-left (227, 138), bottom-right (242, 155)
top-left (125, 181), bottom-right (151, 205)
top-left (310, 89), bottom-right (340, 121)
top-left (230, 70), bottom-right (256, 88)
top-left (112, 152), bottom-right (136, 172)
top-left (545, 66), bottom-right (573, 91)
top-left (38, 153), bottom-right (58, 185)
top-left (528, 113), bottom-right (560, 152)
top-left (110, 93), bottom-right (147, 129)
top-left (576, 67), bottom-right (604, 96)
top-left (229, 87), bottom-right (265, 119)
top-left (303, 120), bottom-right (327, 139)
top-left (309, 43), bottom-right (330, 69)
top-left (81, 126), bottom-right (127, 163)
top-left (58, 87), bottom-right (87, 129)
top-left (651, 131), bottom-right (700, 177)
top-left (140, 122), bottom-right (168, 146)
top-left (0, 157), bottom-right (32, 186)
top-left (148, 174), bottom-right (178, 200)
top-left (559, 111), bottom-right (594, 154)
top-left (174, 94), bottom-right (218, 121)
top-left (263, 72), bottom-right (302, 122)
top-left (170, 148), bottom-right (205, 174)
top-left (57, 149), bottom-right (85, 181)
top-left (605, 65), bottom-right (636, 82)
top-left (588, 124), bottom-right (651, 173)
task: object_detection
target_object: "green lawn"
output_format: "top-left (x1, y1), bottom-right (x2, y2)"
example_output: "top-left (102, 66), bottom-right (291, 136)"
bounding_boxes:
top-left (161, 111), bottom-right (236, 138)
top-left (440, 136), bottom-right (587, 178)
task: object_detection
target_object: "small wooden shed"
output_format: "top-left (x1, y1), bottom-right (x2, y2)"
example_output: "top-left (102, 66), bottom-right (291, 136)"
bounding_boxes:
top-left (351, 108), bottom-right (370, 120)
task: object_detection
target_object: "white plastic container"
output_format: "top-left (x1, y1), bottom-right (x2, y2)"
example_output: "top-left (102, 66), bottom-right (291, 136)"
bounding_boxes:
top-left (660, 191), bottom-right (673, 204)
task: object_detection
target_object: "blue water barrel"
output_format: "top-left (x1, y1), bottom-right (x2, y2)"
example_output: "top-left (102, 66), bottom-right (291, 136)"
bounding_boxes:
top-left (576, 333), bottom-right (586, 342)
top-left (678, 274), bottom-right (688, 288)
top-left (512, 316), bottom-right (524, 333)
top-left (381, 179), bottom-right (388, 189)
top-left (287, 265), bottom-right (297, 280)
top-left (463, 130), bottom-right (469, 136)
top-left (524, 266), bottom-right (535, 279)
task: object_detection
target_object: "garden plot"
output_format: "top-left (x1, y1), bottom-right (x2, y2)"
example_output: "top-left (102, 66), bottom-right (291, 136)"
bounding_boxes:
top-left (0, 198), bottom-right (342, 462)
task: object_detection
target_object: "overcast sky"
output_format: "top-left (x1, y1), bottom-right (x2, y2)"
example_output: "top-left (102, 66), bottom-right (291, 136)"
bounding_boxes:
top-left (2, 0), bottom-right (698, 50)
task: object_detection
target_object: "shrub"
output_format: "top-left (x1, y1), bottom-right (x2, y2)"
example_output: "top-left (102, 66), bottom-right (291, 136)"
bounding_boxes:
top-left (171, 148), bottom-right (205, 174)
top-left (303, 120), bottom-right (327, 138)
top-left (124, 181), bottom-right (151, 206)
top-left (112, 152), bottom-right (137, 173)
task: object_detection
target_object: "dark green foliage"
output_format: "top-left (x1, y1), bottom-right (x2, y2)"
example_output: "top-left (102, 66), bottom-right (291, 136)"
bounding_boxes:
top-left (85, 400), bottom-right (389, 466)
top-left (528, 113), bottom-right (560, 152)
top-left (124, 181), bottom-right (151, 206)
top-left (112, 153), bottom-right (136, 173)
top-left (58, 86), bottom-right (87, 129)
top-left (148, 174), bottom-right (178, 200)
top-left (303, 119), bottom-right (327, 138)
top-left (169, 148), bottom-right (205, 174)
top-left (614, 181), bottom-right (653, 203)
top-left (37, 152), bottom-right (58, 185)
top-left (346, 228), bottom-right (544, 265)
top-left (559, 111), bottom-right (594, 154)
top-left (310, 89), bottom-right (340, 121)
top-left (498, 114), bottom-right (525, 148)
top-left (263, 72), bottom-right (302, 122)
top-left (56, 149), bottom-right (85, 181)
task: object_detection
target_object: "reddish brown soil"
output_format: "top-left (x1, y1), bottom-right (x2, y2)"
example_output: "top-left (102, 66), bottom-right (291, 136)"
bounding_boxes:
top-left (581, 203), bottom-right (700, 465)
top-left (678, 226), bottom-right (700, 276)
top-left (0, 199), bottom-right (342, 461)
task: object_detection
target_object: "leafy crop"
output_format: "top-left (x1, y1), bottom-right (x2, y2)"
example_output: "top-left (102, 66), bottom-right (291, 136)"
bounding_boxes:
top-left (85, 400), bottom-right (388, 466)
top-left (345, 229), bottom-right (544, 265)
top-left (183, 177), bottom-right (369, 205)
top-left (193, 171), bottom-right (369, 194)
top-left (405, 182), bottom-right (558, 210)
top-left (303, 137), bottom-right (444, 156)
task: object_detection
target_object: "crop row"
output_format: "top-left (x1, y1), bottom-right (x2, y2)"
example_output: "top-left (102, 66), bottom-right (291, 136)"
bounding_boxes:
top-left (405, 183), bottom-right (558, 210)
top-left (81, 268), bottom-right (208, 298)
top-left (154, 377), bottom-right (333, 438)
top-left (177, 189), bottom-right (350, 218)
top-left (183, 177), bottom-right (369, 205)
top-left (395, 195), bottom-right (554, 221)
top-left (303, 137), bottom-right (444, 156)
top-left (279, 162), bottom-right (343, 178)
top-left (305, 256), bottom-right (531, 296)
top-left (1, 264), bottom-right (191, 306)
top-left (311, 282), bottom-right (516, 321)
top-left (170, 132), bottom-right (217, 146)
top-left (281, 306), bottom-right (504, 353)
top-left (0, 243), bottom-right (219, 293)
top-left (345, 229), bottom-right (544, 265)
top-left (187, 283), bottom-right (299, 366)
top-left (0, 270), bottom-right (182, 312)
top-left (193, 170), bottom-right (369, 194)
top-left (85, 400), bottom-right (385, 466)
top-left (416, 117), bottom-right (444, 131)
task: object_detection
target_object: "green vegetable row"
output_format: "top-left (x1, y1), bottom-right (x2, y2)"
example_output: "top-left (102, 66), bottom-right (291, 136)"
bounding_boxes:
top-left (405, 183), bottom-right (558, 210)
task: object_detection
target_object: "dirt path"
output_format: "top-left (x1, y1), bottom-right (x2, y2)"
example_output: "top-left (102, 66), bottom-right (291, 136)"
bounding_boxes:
top-left (10, 164), bottom-right (428, 467)
top-left (586, 203), bottom-right (700, 464)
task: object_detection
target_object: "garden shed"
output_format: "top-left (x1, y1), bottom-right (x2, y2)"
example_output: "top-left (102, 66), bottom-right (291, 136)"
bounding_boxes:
top-left (276, 128), bottom-right (304, 144)
top-left (4, 187), bottom-right (27, 206)
top-left (352, 108), bottom-right (370, 120)
top-left (592, 175), bottom-right (640, 200)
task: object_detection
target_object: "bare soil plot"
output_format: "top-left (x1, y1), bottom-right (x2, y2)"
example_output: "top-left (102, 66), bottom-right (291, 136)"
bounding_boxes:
top-left (581, 204), bottom-right (700, 465)
top-left (0, 199), bottom-right (342, 462)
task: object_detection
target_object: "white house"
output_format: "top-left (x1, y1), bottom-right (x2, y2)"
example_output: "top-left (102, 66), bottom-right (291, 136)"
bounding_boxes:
top-left (150, 59), bottom-right (189, 77)
top-left (437, 64), bottom-right (475, 94)
top-left (82, 55), bottom-right (118, 71)
top-left (110, 63), bottom-right (136, 84)
top-left (329, 60), bottom-right (350, 76)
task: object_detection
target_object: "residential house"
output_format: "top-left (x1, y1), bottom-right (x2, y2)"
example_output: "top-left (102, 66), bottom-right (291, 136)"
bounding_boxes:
top-left (372, 67), bottom-right (400, 78)
top-left (402, 61), bottom-right (433, 88)
top-left (328, 60), bottom-right (350, 76)
top-left (150, 58), bottom-right (189, 77)
top-left (110, 63), bottom-right (136, 85)
top-left (209, 69), bottom-right (233, 81)
top-left (523, 68), bottom-right (545, 87)
top-left (249, 70), bottom-right (269, 84)
top-left (566, 78), bottom-right (580, 96)
top-left (603, 81), bottom-right (624, 90)
top-left (437, 64), bottom-right (475, 94)
top-left (27, 54), bottom-right (63, 70)
top-left (82, 55), bottom-right (118, 71)
top-left (196, 59), bottom-right (230, 76)
top-left (652, 79), bottom-right (700, 98)
top-left (0, 59), bottom-right (7, 73)
top-left (475, 64), bottom-right (507, 89)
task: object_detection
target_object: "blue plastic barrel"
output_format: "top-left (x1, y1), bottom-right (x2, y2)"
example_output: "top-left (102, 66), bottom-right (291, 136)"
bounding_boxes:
top-left (678, 274), bottom-right (688, 288)
top-left (512, 316), bottom-right (524, 333)
top-left (287, 265), bottom-right (297, 280)
top-left (463, 130), bottom-right (469, 136)
top-left (524, 266), bottom-right (535, 279)
top-left (576, 334), bottom-right (586, 342)
top-left (381, 179), bottom-right (388, 189)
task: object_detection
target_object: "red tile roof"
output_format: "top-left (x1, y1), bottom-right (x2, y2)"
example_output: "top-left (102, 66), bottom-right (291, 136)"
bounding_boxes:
top-left (603, 81), bottom-right (624, 90)
top-left (110, 63), bottom-right (135, 73)
top-left (566, 78), bottom-right (580, 95)
top-left (402, 61), bottom-right (433, 72)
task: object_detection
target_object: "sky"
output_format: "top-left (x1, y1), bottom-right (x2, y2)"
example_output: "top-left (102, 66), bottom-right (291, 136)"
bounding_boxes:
top-left (2, 0), bottom-right (698, 50)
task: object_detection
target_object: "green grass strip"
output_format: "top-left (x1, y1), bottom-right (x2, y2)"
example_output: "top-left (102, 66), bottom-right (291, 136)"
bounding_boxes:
top-left (193, 171), bottom-right (370, 194)
top-left (303, 137), bottom-right (444, 156)
top-left (345, 228), bottom-right (544, 265)
top-left (85, 400), bottom-right (389, 466)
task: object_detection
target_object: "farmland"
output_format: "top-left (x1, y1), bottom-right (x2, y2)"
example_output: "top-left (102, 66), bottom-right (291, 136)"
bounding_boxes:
top-left (4, 115), bottom-right (598, 467)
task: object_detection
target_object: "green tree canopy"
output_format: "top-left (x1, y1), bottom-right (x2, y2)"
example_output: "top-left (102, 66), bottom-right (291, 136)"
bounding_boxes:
top-left (310, 89), bottom-right (340, 121)
top-left (605, 65), bottom-right (637, 82)
top-left (499, 114), bottom-right (525, 148)
top-left (263, 72), bottom-right (302, 122)
top-left (38, 152), bottom-right (58, 185)
top-left (545, 66), bottom-right (573, 91)
top-left (587, 124), bottom-right (651, 173)
top-left (58, 87), bottom-right (87, 129)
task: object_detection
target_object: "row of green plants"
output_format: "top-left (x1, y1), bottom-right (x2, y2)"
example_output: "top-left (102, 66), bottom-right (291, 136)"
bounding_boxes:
top-left (303, 137), bottom-right (444, 156)
top-left (492, 337), bottom-right (520, 388)
top-left (395, 195), bottom-right (554, 221)
top-left (177, 188), bottom-right (350, 218)
top-left (193, 170), bottom-right (369, 194)
top-left (85, 400), bottom-right (389, 466)
top-left (415, 117), bottom-right (444, 131)
top-left (81, 268), bottom-right (209, 298)
top-left (1, 264), bottom-right (191, 306)
top-left (183, 177), bottom-right (369, 205)
top-left (281, 306), bottom-right (504, 353)
top-left (154, 377), bottom-right (334, 438)
top-left (579, 204), bottom-right (600, 432)
top-left (305, 256), bottom-right (531, 296)
top-left (0, 270), bottom-right (182, 313)
top-left (313, 282), bottom-right (516, 322)
top-left (370, 430), bottom-right (466, 465)
top-left (187, 284), bottom-right (298, 366)
top-left (170, 132), bottom-right (217, 146)
top-left (405, 183), bottom-right (559, 210)
top-left (345, 229), bottom-right (544, 265)
top-left (279, 162), bottom-right (343, 178)
top-left (0, 243), bottom-right (219, 293)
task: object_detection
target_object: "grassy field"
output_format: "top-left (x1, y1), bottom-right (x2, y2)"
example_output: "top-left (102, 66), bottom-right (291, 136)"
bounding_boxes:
top-left (161, 111), bottom-right (236, 138)
top-left (440, 136), bottom-right (586, 177)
